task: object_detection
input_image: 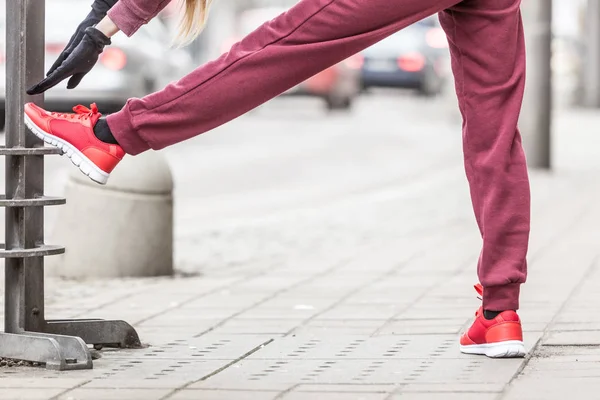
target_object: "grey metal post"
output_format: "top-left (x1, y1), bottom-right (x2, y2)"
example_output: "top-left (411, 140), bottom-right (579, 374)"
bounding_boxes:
top-left (520, 0), bottom-right (552, 169)
top-left (5, 0), bottom-right (48, 335)
top-left (582, 0), bottom-right (600, 107)
top-left (0, 0), bottom-right (141, 371)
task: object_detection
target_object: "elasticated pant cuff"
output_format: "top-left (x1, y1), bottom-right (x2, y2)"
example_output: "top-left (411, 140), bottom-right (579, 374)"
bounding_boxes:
top-left (106, 106), bottom-right (150, 156)
top-left (483, 283), bottom-right (520, 311)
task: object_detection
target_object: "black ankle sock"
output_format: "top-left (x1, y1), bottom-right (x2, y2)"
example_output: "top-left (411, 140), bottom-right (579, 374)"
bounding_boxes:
top-left (483, 310), bottom-right (501, 320)
top-left (93, 118), bottom-right (119, 145)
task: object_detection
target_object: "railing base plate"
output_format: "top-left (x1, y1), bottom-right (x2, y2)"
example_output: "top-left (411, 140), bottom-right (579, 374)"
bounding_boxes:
top-left (45, 319), bottom-right (142, 349)
top-left (0, 331), bottom-right (92, 371)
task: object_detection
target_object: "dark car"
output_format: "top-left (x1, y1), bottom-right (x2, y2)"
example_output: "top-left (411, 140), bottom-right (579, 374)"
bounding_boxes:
top-left (360, 17), bottom-right (450, 96)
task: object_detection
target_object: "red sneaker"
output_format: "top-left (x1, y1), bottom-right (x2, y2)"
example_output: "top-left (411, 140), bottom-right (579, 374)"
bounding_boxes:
top-left (460, 284), bottom-right (526, 358)
top-left (24, 103), bottom-right (124, 185)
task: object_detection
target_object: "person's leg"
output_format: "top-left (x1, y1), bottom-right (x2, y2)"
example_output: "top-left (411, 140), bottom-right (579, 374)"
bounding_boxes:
top-left (106, 0), bottom-right (461, 155)
top-left (439, 0), bottom-right (529, 342)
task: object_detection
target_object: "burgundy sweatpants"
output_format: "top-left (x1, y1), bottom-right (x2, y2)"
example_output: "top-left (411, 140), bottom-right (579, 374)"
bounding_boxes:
top-left (107, 0), bottom-right (530, 311)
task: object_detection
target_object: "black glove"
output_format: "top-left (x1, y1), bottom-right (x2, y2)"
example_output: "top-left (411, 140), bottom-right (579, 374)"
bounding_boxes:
top-left (27, 27), bottom-right (111, 95)
top-left (46, 0), bottom-right (117, 77)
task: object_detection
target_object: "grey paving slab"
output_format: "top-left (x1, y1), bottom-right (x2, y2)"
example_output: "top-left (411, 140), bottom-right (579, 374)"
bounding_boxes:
top-left (57, 388), bottom-right (172, 400)
top-left (313, 305), bottom-right (405, 321)
top-left (503, 345), bottom-right (600, 399)
top-left (0, 376), bottom-right (89, 389)
top-left (504, 378), bottom-right (600, 400)
top-left (397, 306), bottom-right (481, 320)
top-left (516, 305), bottom-right (566, 325)
top-left (553, 309), bottom-right (600, 324)
top-left (245, 334), bottom-right (540, 361)
top-left (189, 381), bottom-right (292, 391)
top-left (293, 384), bottom-right (396, 393)
top-left (542, 331), bottom-right (600, 346)
top-left (242, 296), bottom-right (339, 310)
top-left (288, 318), bottom-right (370, 334)
top-left (183, 293), bottom-right (272, 309)
top-left (73, 359), bottom-right (223, 389)
top-left (245, 334), bottom-right (460, 360)
top-left (134, 327), bottom-right (205, 345)
top-left (97, 335), bottom-right (273, 360)
top-left (168, 389), bottom-right (281, 400)
top-left (514, 346), bottom-right (600, 375)
top-left (390, 393), bottom-right (498, 400)
top-left (192, 356), bottom-right (522, 386)
top-left (228, 278), bottom-right (309, 294)
top-left (522, 323), bottom-right (550, 333)
top-left (292, 319), bottom-right (387, 336)
top-left (136, 316), bottom-right (224, 329)
top-left (282, 393), bottom-right (388, 400)
top-left (236, 307), bottom-right (321, 320)
top-left (79, 375), bottom-right (207, 390)
top-left (213, 319), bottom-right (305, 335)
top-left (401, 382), bottom-right (505, 393)
top-left (0, 388), bottom-right (65, 400)
top-left (338, 293), bottom-right (421, 307)
top-left (0, 337), bottom-right (275, 393)
top-left (375, 318), bottom-right (468, 335)
top-left (188, 358), bottom-right (421, 386)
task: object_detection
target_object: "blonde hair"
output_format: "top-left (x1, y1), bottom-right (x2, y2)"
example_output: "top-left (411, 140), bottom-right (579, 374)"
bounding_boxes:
top-left (174, 0), bottom-right (213, 46)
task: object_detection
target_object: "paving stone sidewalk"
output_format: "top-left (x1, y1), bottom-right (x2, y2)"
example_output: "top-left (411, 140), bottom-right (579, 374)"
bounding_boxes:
top-left (1, 99), bottom-right (600, 399)
top-left (0, 168), bottom-right (598, 399)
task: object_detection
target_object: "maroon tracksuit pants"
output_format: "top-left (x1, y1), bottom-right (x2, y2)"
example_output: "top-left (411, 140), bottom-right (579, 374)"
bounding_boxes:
top-left (107, 0), bottom-right (530, 311)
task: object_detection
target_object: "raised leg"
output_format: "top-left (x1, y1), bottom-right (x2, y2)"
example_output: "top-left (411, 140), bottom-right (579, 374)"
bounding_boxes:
top-left (108, 0), bottom-right (462, 154)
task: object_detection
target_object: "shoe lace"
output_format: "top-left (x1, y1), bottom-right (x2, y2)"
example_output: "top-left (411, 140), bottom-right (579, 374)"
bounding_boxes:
top-left (474, 283), bottom-right (483, 301)
top-left (50, 103), bottom-right (99, 120)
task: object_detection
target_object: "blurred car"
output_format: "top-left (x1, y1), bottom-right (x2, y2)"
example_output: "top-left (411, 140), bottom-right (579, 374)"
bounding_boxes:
top-left (0, 0), bottom-right (195, 130)
top-left (222, 7), bottom-right (362, 111)
top-left (360, 16), bottom-right (450, 97)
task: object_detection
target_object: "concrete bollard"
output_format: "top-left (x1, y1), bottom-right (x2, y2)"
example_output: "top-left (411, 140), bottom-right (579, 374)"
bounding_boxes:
top-left (47, 151), bottom-right (174, 279)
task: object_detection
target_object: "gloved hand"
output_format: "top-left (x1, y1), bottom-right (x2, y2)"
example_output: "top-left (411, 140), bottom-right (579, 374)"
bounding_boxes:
top-left (46, 0), bottom-right (118, 77)
top-left (26, 27), bottom-right (111, 95)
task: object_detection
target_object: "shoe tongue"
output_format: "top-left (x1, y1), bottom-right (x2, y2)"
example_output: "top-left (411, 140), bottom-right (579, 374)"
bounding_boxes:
top-left (90, 111), bottom-right (102, 126)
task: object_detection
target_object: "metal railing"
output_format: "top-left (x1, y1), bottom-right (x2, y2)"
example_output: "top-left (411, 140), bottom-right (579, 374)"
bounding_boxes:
top-left (0, 0), bottom-right (141, 371)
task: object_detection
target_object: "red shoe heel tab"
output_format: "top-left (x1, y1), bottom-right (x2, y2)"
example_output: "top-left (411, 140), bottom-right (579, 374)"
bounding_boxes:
top-left (485, 321), bottom-right (523, 343)
top-left (498, 310), bottom-right (520, 323)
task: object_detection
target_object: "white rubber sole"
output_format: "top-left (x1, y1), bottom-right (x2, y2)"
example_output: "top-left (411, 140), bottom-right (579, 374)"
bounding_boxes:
top-left (460, 340), bottom-right (526, 358)
top-left (24, 113), bottom-right (110, 185)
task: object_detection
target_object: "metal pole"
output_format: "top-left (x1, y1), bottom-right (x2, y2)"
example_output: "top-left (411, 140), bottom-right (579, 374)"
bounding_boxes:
top-left (0, 0), bottom-right (141, 370)
top-left (582, 0), bottom-right (600, 107)
top-left (520, 0), bottom-right (552, 169)
top-left (5, 0), bottom-right (46, 334)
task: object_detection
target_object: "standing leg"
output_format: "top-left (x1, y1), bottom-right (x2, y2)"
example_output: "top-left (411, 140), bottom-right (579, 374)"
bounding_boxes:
top-left (106, 0), bottom-right (461, 155)
top-left (439, 0), bottom-right (530, 312)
